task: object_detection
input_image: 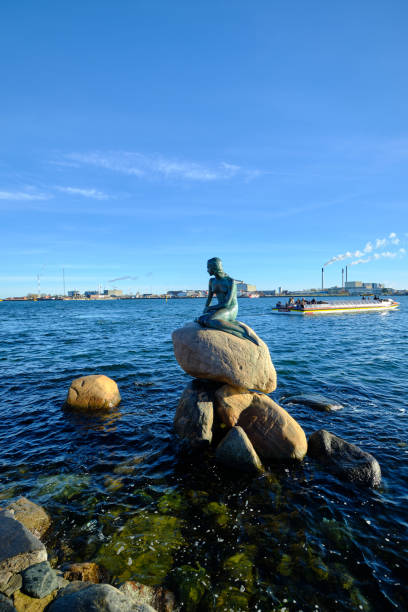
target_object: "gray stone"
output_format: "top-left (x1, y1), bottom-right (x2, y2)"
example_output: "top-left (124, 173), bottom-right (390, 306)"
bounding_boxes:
top-left (119, 581), bottom-right (174, 611)
top-left (0, 573), bottom-right (22, 597)
top-left (172, 322), bottom-right (277, 393)
top-left (285, 393), bottom-right (343, 412)
top-left (216, 426), bottom-right (263, 473)
top-left (21, 561), bottom-right (58, 598)
top-left (0, 593), bottom-right (17, 611)
top-left (308, 429), bottom-right (381, 487)
top-left (174, 381), bottom-right (214, 448)
top-left (48, 581), bottom-right (143, 611)
top-left (0, 511), bottom-right (47, 575)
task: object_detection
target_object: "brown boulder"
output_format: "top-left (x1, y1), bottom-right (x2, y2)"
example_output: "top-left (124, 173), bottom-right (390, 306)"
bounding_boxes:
top-left (215, 385), bottom-right (253, 427)
top-left (216, 426), bottom-right (263, 473)
top-left (172, 322), bottom-right (276, 393)
top-left (6, 498), bottom-right (51, 540)
top-left (237, 393), bottom-right (307, 460)
top-left (62, 562), bottom-right (108, 584)
top-left (66, 375), bottom-right (121, 410)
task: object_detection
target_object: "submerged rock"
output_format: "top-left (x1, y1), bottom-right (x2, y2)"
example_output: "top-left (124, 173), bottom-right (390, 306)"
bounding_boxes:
top-left (308, 429), bottom-right (381, 487)
top-left (284, 393), bottom-right (343, 412)
top-left (237, 394), bottom-right (307, 460)
top-left (96, 512), bottom-right (185, 585)
top-left (21, 561), bottom-right (58, 599)
top-left (172, 322), bottom-right (276, 393)
top-left (215, 427), bottom-right (263, 473)
top-left (119, 581), bottom-right (175, 612)
top-left (6, 497), bottom-right (51, 539)
top-left (62, 562), bottom-right (108, 584)
top-left (170, 564), bottom-right (210, 612)
top-left (47, 582), bottom-right (143, 611)
top-left (0, 511), bottom-right (47, 576)
top-left (215, 385), bottom-right (253, 427)
top-left (66, 375), bottom-right (121, 410)
top-left (174, 381), bottom-right (214, 448)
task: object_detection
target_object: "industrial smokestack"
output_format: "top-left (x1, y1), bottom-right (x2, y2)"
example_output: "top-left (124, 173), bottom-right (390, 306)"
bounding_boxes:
top-left (321, 267), bottom-right (324, 291)
top-left (346, 265), bottom-right (348, 284)
top-left (342, 268), bottom-right (344, 288)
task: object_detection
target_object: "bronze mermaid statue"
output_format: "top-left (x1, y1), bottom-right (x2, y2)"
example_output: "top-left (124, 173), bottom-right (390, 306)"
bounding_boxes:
top-left (195, 257), bottom-right (259, 345)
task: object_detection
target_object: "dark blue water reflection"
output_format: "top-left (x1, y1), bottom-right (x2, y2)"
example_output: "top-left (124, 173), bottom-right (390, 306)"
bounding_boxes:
top-left (0, 298), bottom-right (407, 610)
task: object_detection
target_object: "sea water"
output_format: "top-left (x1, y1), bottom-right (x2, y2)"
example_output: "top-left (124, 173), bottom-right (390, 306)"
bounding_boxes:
top-left (0, 298), bottom-right (407, 610)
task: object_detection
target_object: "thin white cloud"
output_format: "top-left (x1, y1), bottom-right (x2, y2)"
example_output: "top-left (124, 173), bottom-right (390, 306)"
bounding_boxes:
top-left (62, 151), bottom-right (262, 182)
top-left (350, 250), bottom-right (405, 266)
top-left (324, 233), bottom-right (404, 266)
top-left (0, 190), bottom-right (51, 201)
top-left (55, 186), bottom-right (109, 200)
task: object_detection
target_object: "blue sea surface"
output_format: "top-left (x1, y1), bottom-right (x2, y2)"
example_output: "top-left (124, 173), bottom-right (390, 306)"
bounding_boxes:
top-left (0, 298), bottom-right (407, 610)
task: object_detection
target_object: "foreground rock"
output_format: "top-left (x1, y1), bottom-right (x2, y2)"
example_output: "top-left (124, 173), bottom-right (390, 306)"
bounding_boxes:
top-left (48, 581), bottom-right (153, 611)
top-left (21, 561), bottom-right (58, 598)
top-left (119, 582), bottom-right (175, 612)
top-left (215, 385), bottom-right (253, 427)
top-left (308, 429), bottom-right (381, 487)
top-left (6, 498), bottom-right (51, 540)
top-left (216, 426), bottom-right (263, 473)
top-left (174, 381), bottom-right (214, 448)
top-left (63, 562), bottom-right (108, 584)
top-left (0, 593), bottom-right (17, 611)
top-left (172, 322), bottom-right (276, 393)
top-left (237, 394), bottom-right (308, 460)
top-left (66, 375), bottom-right (121, 410)
top-left (284, 393), bottom-right (343, 412)
top-left (0, 511), bottom-right (47, 576)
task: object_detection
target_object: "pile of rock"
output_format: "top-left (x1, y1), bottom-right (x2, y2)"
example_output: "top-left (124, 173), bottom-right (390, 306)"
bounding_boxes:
top-left (172, 322), bottom-right (307, 472)
top-left (0, 497), bottom-right (173, 611)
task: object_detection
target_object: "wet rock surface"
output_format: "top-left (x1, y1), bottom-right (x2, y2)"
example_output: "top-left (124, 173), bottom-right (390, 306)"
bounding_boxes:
top-left (0, 593), bottom-right (17, 611)
top-left (6, 498), bottom-right (51, 540)
top-left (172, 322), bottom-right (277, 393)
top-left (215, 426), bottom-right (263, 473)
top-left (0, 574), bottom-right (22, 598)
top-left (21, 561), bottom-right (58, 599)
top-left (308, 429), bottom-right (381, 487)
top-left (62, 562), bottom-right (108, 584)
top-left (119, 582), bottom-right (174, 612)
top-left (174, 380), bottom-right (215, 448)
top-left (47, 581), bottom-right (149, 611)
top-left (66, 375), bottom-right (121, 410)
top-left (284, 393), bottom-right (343, 412)
top-left (0, 511), bottom-right (47, 575)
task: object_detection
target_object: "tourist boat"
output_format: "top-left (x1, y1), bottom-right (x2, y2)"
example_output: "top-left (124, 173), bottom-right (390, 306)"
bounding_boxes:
top-left (272, 298), bottom-right (399, 315)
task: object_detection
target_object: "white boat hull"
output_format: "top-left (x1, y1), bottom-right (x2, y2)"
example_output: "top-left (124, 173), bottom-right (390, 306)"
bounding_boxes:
top-left (272, 300), bottom-right (399, 315)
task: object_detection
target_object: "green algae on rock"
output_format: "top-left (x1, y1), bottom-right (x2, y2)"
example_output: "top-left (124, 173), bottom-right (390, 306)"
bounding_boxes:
top-left (202, 501), bottom-right (231, 528)
top-left (171, 563), bottom-right (211, 612)
top-left (157, 489), bottom-right (188, 515)
top-left (32, 474), bottom-right (91, 502)
top-left (96, 512), bottom-right (185, 585)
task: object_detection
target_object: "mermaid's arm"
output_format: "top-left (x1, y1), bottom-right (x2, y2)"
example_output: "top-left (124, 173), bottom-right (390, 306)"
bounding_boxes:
top-left (203, 280), bottom-right (214, 313)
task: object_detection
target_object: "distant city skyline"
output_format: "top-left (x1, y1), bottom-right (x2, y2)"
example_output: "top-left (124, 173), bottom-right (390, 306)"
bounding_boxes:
top-left (1, 1), bottom-right (407, 298)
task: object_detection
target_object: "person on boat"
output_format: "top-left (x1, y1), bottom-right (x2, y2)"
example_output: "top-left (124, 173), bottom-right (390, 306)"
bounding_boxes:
top-left (196, 257), bottom-right (259, 345)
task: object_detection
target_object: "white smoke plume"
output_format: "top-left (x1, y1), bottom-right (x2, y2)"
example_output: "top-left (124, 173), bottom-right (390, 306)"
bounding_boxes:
top-left (324, 233), bottom-right (402, 266)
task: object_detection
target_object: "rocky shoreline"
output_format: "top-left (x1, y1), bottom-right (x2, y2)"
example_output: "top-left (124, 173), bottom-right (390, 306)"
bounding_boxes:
top-left (0, 320), bottom-right (382, 611)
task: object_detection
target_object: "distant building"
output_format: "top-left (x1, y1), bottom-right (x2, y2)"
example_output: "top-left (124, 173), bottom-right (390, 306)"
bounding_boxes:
top-left (104, 289), bottom-right (123, 297)
top-left (236, 282), bottom-right (256, 293)
top-left (68, 290), bottom-right (81, 297)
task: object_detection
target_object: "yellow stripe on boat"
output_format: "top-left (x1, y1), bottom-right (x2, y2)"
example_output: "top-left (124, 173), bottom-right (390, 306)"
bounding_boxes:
top-left (272, 300), bottom-right (399, 315)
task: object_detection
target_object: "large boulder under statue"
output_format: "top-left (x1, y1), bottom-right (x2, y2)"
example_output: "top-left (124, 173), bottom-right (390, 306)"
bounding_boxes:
top-left (172, 322), bottom-right (276, 393)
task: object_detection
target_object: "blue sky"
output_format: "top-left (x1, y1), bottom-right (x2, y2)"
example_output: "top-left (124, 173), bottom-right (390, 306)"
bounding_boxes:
top-left (1, 0), bottom-right (407, 297)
